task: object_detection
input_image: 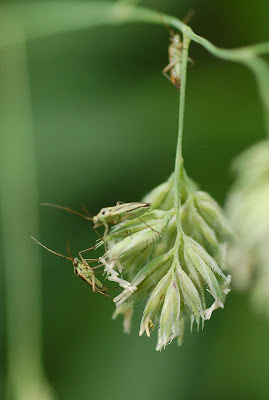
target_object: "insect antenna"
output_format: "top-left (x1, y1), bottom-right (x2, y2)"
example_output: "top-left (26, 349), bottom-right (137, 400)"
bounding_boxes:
top-left (66, 238), bottom-right (73, 260)
top-left (41, 202), bottom-right (92, 221)
top-left (31, 237), bottom-right (73, 261)
top-left (153, 2), bottom-right (175, 37)
top-left (153, 3), bottom-right (195, 36)
top-left (80, 202), bottom-right (107, 243)
top-left (183, 9), bottom-right (195, 25)
top-left (80, 203), bottom-right (93, 219)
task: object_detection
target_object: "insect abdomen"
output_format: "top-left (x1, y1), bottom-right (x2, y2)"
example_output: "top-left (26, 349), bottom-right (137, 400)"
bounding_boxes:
top-left (94, 276), bottom-right (104, 290)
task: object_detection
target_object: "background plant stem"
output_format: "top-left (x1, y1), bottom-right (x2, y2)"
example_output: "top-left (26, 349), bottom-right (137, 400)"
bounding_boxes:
top-left (1, 2), bottom-right (269, 58)
top-left (0, 16), bottom-right (54, 400)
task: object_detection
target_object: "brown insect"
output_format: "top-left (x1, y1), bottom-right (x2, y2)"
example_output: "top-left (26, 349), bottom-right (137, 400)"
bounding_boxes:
top-left (32, 238), bottom-right (111, 296)
top-left (162, 10), bottom-right (194, 90)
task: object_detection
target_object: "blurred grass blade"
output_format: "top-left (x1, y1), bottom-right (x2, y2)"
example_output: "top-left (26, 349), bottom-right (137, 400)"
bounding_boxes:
top-left (0, 2), bottom-right (139, 47)
top-left (0, 17), bottom-right (55, 400)
top-left (116, 0), bottom-right (143, 4)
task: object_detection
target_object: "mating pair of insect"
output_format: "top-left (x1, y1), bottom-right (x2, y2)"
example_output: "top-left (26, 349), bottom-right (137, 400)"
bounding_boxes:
top-left (32, 201), bottom-right (151, 296)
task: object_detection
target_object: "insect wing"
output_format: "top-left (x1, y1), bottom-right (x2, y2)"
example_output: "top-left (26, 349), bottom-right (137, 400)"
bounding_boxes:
top-left (94, 202), bottom-right (151, 227)
top-left (111, 202), bottom-right (150, 217)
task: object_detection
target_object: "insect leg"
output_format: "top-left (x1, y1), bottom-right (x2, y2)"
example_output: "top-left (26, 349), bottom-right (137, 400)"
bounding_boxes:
top-left (83, 261), bottom-right (103, 269)
top-left (187, 57), bottom-right (195, 70)
top-left (162, 58), bottom-right (181, 89)
top-left (162, 67), bottom-right (171, 77)
top-left (136, 216), bottom-right (161, 235)
top-left (91, 273), bottom-right (96, 292)
top-left (89, 270), bottom-right (103, 274)
top-left (83, 263), bottom-right (108, 273)
top-left (102, 286), bottom-right (119, 293)
top-left (116, 201), bottom-right (127, 206)
top-left (103, 224), bottom-right (109, 253)
top-left (114, 221), bottom-right (132, 239)
top-left (78, 247), bottom-right (98, 263)
top-left (99, 289), bottom-right (111, 297)
top-left (163, 58), bottom-right (180, 75)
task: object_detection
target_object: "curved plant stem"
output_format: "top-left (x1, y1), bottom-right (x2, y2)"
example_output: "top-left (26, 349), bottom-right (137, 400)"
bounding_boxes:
top-left (1, 2), bottom-right (269, 59)
top-left (1, 2), bottom-right (268, 136)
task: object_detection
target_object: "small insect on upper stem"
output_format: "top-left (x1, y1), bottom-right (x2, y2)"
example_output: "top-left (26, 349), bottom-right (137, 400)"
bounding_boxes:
top-left (163, 33), bottom-right (183, 90)
top-left (31, 237), bottom-right (111, 296)
top-left (161, 10), bottom-right (194, 90)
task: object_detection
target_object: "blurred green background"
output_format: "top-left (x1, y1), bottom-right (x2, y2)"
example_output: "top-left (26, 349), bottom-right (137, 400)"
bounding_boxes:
top-left (0, 1), bottom-right (269, 399)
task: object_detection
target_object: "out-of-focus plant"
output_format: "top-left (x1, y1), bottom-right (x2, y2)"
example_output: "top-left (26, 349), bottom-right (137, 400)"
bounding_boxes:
top-left (226, 140), bottom-right (269, 316)
top-left (0, 14), bottom-right (55, 400)
top-left (1, 1), bottom-right (269, 355)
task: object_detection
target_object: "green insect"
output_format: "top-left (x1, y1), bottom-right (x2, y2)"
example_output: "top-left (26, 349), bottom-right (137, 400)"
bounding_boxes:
top-left (42, 201), bottom-right (151, 229)
top-left (32, 237), bottom-right (110, 296)
top-left (93, 202), bottom-right (151, 229)
top-left (93, 202), bottom-right (152, 252)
